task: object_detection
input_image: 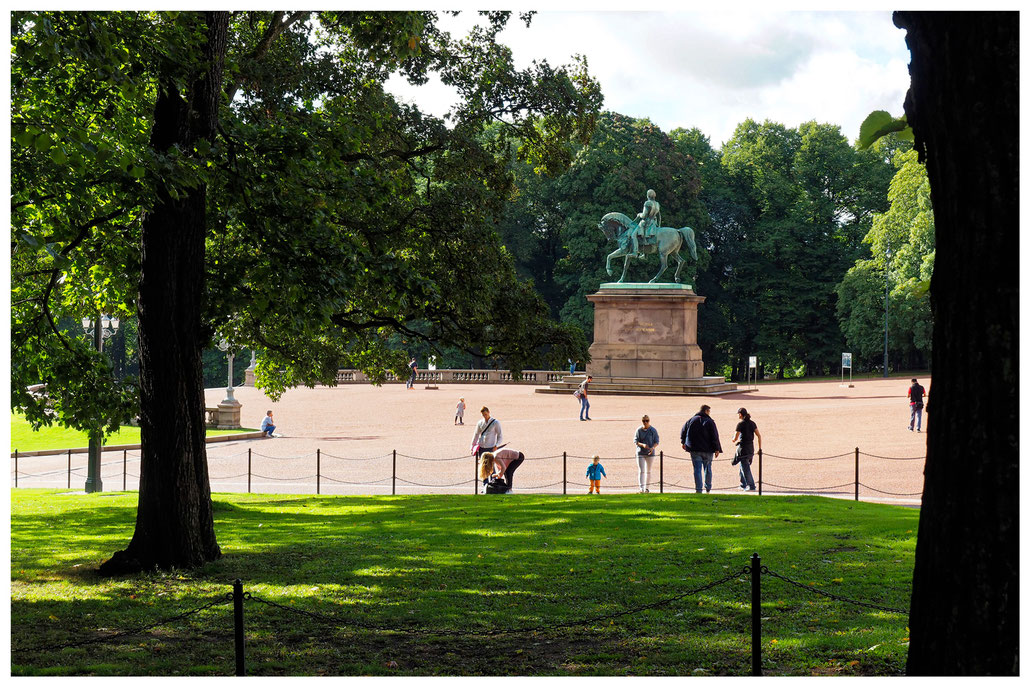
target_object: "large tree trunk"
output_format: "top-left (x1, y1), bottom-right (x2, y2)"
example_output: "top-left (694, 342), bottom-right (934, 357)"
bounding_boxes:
top-left (100, 12), bottom-right (229, 575)
top-left (895, 11), bottom-right (1019, 675)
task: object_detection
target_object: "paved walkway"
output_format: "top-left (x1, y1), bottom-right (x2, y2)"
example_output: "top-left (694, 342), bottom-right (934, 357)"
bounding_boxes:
top-left (13, 376), bottom-right (929, 505)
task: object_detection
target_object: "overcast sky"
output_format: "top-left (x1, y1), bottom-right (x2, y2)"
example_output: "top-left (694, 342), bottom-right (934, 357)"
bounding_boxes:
top-left (386, 10), bottom-right (913, 148)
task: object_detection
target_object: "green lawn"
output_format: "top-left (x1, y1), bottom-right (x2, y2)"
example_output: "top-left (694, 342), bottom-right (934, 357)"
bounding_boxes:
top-left (11, 489), bottom-right (917, 676)
top-left (11, 413), bottom-right (256, 452)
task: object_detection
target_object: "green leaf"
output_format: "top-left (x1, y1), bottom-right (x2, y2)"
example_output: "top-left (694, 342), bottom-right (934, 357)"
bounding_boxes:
top-left (15, 130), bottom-right (35, 148)
top-left (857, 111), bottom-right (911, 150)
top-left (50, 146), bottom-right (68, 165)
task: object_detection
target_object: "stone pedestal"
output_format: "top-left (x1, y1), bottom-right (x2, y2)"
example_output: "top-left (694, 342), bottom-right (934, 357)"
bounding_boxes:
top-left (537, 282), bottom-right (738, 396)
top-left (216, 398), bottom-right (242, 429)
top-left (587, 283), bottom-right (705, 379)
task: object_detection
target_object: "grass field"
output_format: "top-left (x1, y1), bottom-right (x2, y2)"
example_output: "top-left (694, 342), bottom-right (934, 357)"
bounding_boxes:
top-left (10, 489), bottom-right (918, 676)
top-left (10, 413), bottom-right (256, 452)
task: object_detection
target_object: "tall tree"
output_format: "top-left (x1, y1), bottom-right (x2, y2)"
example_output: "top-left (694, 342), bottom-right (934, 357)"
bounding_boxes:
top-left (893, 11), bottom-right (1018, 675)
top-left (837, 148), bottom-right (934, 370)
top-left (11, 11), bottom-right (601, 572)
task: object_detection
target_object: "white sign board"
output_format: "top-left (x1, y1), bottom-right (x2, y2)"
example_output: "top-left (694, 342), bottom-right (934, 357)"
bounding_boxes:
top-left (842, 352), bottom-right (852, 369)
top-left (748, 356), bottom-right (757, 369)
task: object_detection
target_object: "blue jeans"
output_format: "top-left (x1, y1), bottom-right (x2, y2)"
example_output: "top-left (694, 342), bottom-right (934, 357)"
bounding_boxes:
top-left (690, 452), bottom-right (713, 492)
top-left (738, 456), bottom-right (756, 489)
top-left (579, 396), bottom-right (590, 419)
top-left (263, 424), bottom-right (275, 437)
top-left (909, 405), bottom-right (923, 431)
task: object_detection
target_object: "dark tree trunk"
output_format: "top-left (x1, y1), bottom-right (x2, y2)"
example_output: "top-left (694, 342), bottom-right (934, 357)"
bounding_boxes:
top-left (100, 12), bottom-right (229, 575)
top-left (895, 11), bottom-right (1019, 675)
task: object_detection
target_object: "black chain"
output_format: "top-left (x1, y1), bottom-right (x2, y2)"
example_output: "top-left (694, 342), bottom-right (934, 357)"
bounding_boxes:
top-left (762, 452), bottom-right (853, 461)
top-left (762, 567), bottom-right (908, 614)
top-left (858, 452), bottom-right (925, 461)
top-left (245, 568), bottom-right (749, 637)
top-left (857, 483), bottom-right (923, 497)
top-left (11, 593), bottom-right (234, 654)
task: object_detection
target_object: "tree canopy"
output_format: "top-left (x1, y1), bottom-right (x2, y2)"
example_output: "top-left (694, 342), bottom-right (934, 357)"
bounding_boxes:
top-left (11, 10), bottom-right (603, 570)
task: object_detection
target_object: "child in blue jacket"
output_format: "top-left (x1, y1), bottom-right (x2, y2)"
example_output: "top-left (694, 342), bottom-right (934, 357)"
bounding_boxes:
top-left (586, 455), bottom-right (607, 494)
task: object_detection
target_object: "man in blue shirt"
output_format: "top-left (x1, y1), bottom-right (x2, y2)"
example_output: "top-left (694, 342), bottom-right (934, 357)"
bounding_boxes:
top-left (681, 405), bottom-right (722, 493)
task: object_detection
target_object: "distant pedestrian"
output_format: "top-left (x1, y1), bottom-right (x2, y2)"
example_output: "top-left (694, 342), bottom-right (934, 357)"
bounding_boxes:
top-left (455, 397), bottom-right (466, 425)
top-left (634, 415), bottom-right (659, 492)
top-left (586, 454), bottom-right (607, 494)
top-left (731, 407), bottom-right (761, 491)
top-left (681, 404), bottom-right (722, 493)
top-left (575, 375), bottom-right (592, 421)
top-left (568, 358), bottom-right (577, 375)
top-left (908, 378), bottom-right (926, 432)
top-left (406, 357), bottom-right (418, 389)
top-left (480, 448), bottom-right (524, 493)
top-left (470, 406), bottom-right (503, 460)
top-left (260, 410), bottom-right (276, 438)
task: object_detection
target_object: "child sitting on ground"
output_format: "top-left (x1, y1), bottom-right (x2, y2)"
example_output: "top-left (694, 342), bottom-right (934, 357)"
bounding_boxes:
top-left (586, 454), bottom-right (606, 494)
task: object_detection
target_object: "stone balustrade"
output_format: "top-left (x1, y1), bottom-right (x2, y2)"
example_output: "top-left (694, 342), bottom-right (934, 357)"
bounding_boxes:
top-left (244, 368), bottom-right (571, 386)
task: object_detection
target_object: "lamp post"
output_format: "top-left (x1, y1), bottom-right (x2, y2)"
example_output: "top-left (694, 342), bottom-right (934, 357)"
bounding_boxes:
top-left (217, 339), bottom-right (236, 403)
top-left (883, 241), bottom-right (891, 379)
top-left (81, 314), bottom-right (120, 493)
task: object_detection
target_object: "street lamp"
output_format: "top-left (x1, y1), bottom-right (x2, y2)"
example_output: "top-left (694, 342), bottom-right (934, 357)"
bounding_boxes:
top-left (217, 339), bottom-right (236, 403)
top-left (81, 314), bottom-right (120, 493)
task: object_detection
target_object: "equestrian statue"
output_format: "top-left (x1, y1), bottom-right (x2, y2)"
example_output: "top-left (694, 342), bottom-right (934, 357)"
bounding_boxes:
top-left (598, 189), bottom-right (698, 284)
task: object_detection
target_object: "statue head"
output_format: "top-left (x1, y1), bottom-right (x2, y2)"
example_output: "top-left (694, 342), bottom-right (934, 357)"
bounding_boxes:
top-left (646, 189), bottom-right (656, 200)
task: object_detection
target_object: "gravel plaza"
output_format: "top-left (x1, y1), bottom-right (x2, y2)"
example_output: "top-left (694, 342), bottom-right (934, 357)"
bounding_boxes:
top-left (15, 376), bottom-right (929, 505)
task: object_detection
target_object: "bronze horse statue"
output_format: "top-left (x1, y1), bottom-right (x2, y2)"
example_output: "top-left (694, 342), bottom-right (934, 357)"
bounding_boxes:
top-left (598, 212), bottom-right (698, 283)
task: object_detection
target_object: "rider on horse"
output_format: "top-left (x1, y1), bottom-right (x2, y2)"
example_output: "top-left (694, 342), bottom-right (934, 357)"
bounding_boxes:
top-left (631, 189), bottom-right (661, 258)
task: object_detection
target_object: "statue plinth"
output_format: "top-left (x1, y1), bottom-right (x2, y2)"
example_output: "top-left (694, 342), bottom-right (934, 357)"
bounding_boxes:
top-left (588, 283), bottom-right (705, 379)
top-left (538, 282), bottom-right (738, 396)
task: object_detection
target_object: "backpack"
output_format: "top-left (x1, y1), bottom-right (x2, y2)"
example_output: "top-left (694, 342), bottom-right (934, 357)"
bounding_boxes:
top-left (573, 388), bottom-right (583, 399)
top-left (485, 477), bottom-right (509, 494)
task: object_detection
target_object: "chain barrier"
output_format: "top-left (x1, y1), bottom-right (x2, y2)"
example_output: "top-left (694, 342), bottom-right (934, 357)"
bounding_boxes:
top-left (10, 593), bottom-right (234, 654)
top-left (319, 475), bottom-right (393, 485)
top-left (761, 481), bottom-right (855, 492)
top-left (395, 477), bottom-right (474, 488)
top-left (13, 445), bottom-right (925, 503)
top-left (762, 566), bottom-right (908, 614)
top-left (395, 453), bottom-right (468, 462)
top-left (319, 452), bottom-right (393, 462)
top-left (857, 483), bottom-right (924, 497)
top-left (250, 472), bottom-right (313, 482)
top-left (762, 452), bottom-right (853, 461)
top-left (244, 568), bottom-right (748, 637)
top-left (858, 451), bottom-right (925, 461)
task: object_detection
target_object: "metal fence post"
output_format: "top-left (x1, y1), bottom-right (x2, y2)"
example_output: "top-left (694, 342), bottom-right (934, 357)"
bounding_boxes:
top-left (757, 448), bottom-right (763, 496)
top-left (750, 553), bottom-right (762, 676)
top-left (247, 449), bottom-right (252, 494)
top-left (474, 454), bottom-right (479, 495)
top-left (233, 579), bottom-right (245, 676)
top-left (392, 450), bottom-right (397, 496)
top-left (562, 452), bottom-right (567, 495)
top-left (854, 447), bottom-right (859, 502)
top-left (316, 449), bottom-right (321, 495)
top-left (123, 449), bottom-right (127, 491)
top-left (14, 450), bottom-right (18, 488)
top-left (659, 450), bottom-right (664, 493)
top-left (67, 449), bottom-right (72, 489)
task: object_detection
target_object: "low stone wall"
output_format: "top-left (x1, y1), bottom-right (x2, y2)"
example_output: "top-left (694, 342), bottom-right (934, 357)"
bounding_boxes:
top-left (243, 368), bottom-right (570, 386)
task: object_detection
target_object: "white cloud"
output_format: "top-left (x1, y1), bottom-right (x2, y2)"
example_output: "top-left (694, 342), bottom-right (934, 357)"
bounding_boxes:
top-left (385, 10), bottom-right (911, 148)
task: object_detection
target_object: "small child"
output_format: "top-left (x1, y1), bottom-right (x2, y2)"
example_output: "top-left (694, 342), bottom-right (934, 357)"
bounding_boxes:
top-left (455, 398), bottom-right (465, 425)
top-left (586, 454), bottom-right (606, 494)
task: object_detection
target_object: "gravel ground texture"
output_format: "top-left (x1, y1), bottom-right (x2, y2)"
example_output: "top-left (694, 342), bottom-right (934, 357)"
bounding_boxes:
top-left (14, 376), bottom-right (930, 505)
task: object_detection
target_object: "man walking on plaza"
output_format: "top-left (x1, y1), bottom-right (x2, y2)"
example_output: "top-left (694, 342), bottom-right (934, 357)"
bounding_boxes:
top-left (470, 406), bottom-right (503, 460)
top-left (907, 378), bottom-right (926, 432)
top-left (577, 375), bottom-right (592, 421)
top-left (406, 357), bottom-right (418, 389)
top-left (634, 414), bottom-right (659, 492)
top-left (681, 404), bottom-right (722, 493)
